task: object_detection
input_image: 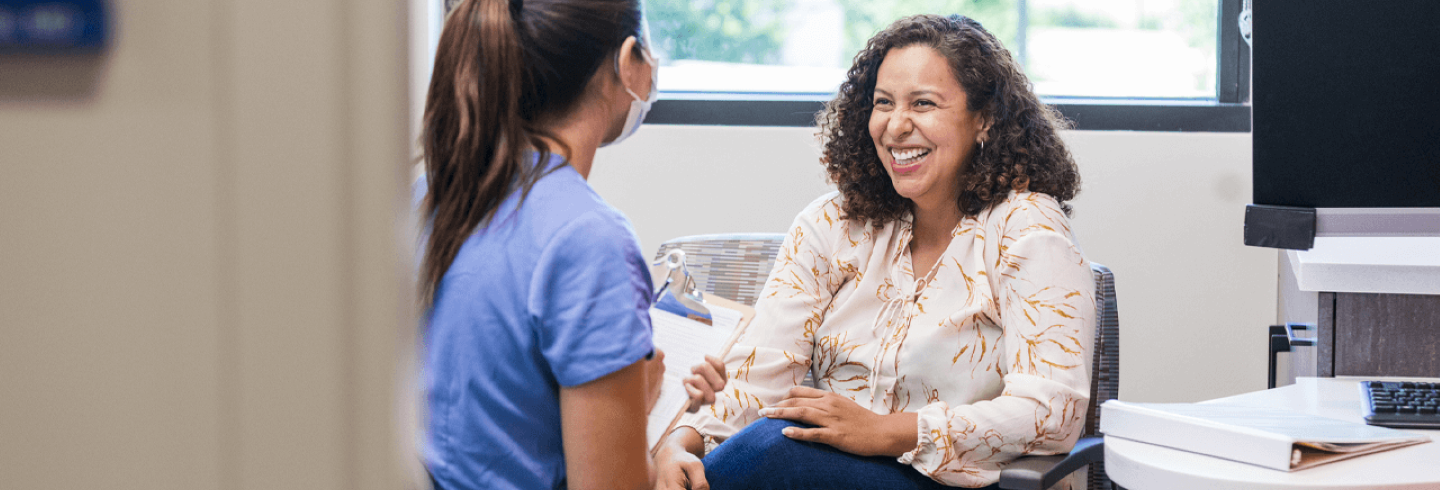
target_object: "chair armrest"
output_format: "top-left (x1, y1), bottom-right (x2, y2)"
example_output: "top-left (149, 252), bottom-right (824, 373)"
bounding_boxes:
top-left (997, 436), bottom-right (1105, 490)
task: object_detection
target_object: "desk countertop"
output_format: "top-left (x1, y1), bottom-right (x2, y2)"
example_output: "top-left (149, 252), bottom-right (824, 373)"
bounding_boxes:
top-left (1105, 377), bottom-right (1440, 490)
top-left (1288, 237), bottom-right (1440, 295)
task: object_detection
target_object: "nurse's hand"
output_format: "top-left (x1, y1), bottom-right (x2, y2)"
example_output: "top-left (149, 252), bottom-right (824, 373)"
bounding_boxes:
top-left (645, 345), bottom-right (665, 415)
top-left (654, 427), bottom-right (708, 490)
top-left (682, 355), bottom-right (726, 412)
top-left (644, 348), bottom-right (666, 414)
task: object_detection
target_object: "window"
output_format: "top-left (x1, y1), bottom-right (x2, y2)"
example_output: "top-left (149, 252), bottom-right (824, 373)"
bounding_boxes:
top-left (646, 0), bottom-right (1250, 131)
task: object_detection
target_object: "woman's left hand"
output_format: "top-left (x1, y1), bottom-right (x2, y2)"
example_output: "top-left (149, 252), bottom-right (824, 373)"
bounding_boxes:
top-left (758, 386), bottom-right (919, 457)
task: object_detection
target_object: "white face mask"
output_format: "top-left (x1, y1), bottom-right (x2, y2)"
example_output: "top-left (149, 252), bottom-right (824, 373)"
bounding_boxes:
top-left (601, 47), bottom-right (658, 148)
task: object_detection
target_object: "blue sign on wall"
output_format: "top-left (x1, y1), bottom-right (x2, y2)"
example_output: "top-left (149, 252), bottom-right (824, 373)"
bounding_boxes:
top-left (0, 0), bottom-right (107, 51)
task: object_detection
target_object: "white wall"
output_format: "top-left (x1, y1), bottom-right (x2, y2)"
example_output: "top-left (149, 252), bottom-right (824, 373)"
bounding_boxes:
top-left (592, 125), bottom-right (1275, 404)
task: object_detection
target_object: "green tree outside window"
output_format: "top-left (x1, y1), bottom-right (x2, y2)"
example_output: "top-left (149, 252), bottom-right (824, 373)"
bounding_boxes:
top-left (648, 0), bottom-right (1017, 67)
top-left (648, 0), bottom-right (791, 64)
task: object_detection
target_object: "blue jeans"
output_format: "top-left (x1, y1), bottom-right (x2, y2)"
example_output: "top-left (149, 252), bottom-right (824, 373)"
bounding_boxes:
top-left (703, 418), bottom-right (1000, 490)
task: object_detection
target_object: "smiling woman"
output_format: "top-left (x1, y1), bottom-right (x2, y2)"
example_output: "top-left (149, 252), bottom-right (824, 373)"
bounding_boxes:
top-left (652, 14), bottom-right (1095, 490)
top-left (870, 46), bottom-right (990, 214)
top-left (821, 14), bottom-right (1080, 226)
top-left (868, 44), bottom-right (996, 274)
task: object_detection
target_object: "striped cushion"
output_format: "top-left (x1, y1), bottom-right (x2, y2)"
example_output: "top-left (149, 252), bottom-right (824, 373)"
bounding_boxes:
top-left (652, 234), bottom-right (786, 308)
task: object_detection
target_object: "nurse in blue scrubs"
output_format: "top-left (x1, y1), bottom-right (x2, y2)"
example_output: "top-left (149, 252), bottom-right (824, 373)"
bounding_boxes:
top-left (415, 0), bottom-right (725, 489)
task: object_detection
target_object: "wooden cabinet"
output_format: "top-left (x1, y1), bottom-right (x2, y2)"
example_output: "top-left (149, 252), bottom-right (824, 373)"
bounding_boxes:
top-left (1317, 292), bottom-right (1440, 377)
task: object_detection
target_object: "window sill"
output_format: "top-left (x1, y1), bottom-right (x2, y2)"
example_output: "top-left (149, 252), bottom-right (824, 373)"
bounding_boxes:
top-left (647, 94), bottom-right (1251, 133)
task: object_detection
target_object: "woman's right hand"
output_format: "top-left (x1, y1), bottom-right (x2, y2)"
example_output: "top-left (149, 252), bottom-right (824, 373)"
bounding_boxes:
top-left (654, 427), bottom-right (708, 490)
top-left (682, 355), bottom-right (727, 413)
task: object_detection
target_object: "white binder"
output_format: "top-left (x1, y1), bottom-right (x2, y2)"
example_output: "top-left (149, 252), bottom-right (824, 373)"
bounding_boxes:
top-left (1100, 400), bottom-right (1431, 471)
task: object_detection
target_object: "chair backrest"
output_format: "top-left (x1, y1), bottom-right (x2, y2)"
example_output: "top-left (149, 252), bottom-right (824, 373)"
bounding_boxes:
top-left (1086, 262), bottom-right (1120, 490)
top-left (1085, 262), bottom-right (1120, 437)
top-left (652, 234), bottom-right (786, 308)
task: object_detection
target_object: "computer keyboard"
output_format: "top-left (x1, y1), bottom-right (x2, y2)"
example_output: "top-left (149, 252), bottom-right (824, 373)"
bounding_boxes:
top-left (1361, 381), bottom-right (1440, 429)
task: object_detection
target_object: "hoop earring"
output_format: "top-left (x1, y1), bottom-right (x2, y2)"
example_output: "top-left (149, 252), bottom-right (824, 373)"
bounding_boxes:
top-left (979, 140), bottom-right (985, 151)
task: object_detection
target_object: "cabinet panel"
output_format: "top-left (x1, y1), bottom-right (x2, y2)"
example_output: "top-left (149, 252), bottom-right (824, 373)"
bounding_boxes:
top-left (1318, 292), bottom-right (1335, 377)
top-left (1334, 293), bottom-right (1440, 377)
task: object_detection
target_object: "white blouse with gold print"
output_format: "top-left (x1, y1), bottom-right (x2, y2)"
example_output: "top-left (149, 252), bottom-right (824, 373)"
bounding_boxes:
top-left (677, 190), bottom-right (1095, 487)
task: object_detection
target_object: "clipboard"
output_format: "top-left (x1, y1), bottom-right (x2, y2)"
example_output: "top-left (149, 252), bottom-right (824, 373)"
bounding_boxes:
top-left (645, 249), bottom-right (755, 453)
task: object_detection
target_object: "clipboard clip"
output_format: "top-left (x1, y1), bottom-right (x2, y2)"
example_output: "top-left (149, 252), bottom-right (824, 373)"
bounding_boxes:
top-left (651, 249), bottom-right (713, 325)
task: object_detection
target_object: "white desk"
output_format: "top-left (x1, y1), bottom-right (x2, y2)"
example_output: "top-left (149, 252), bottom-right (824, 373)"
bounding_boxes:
top-left (1105, 377), bottom-right (1440, 490)
top-left (1288, 237), bottom-right (1440, 295)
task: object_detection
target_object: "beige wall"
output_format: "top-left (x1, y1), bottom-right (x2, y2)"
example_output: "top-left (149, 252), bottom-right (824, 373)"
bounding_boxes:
top-left (0, 1), bottom-right (415, 489)
top-left (0, 0), bottom-right (1269, 484)
top-left (591, 125), bottom-right (1276, 404)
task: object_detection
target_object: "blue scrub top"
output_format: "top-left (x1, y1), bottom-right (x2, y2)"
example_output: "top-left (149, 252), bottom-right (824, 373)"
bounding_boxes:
top-left (418, 154), bottom-right (655, 490)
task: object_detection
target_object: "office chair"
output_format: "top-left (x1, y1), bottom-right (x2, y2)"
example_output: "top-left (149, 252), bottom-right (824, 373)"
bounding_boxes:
top-left (998, 262), bottom-right (1119, 490)
top-left (654, 235), bottom-right (1121, 490)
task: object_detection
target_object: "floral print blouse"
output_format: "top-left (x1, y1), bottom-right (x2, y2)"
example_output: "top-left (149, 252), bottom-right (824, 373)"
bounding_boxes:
top-left (677, 190), bottom-right (1095, 487)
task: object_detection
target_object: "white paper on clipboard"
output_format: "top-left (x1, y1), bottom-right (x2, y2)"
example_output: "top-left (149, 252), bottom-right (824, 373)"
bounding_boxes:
top-left (645, 297), bottom-right (753, 452)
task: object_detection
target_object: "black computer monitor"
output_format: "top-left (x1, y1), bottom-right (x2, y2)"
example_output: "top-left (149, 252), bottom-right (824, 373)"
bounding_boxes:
top-left (1252, 0), bottom-right (1440, 209)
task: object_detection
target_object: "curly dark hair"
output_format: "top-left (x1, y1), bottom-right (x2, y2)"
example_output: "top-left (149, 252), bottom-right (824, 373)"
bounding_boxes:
top-left (817, 14), bottom-right (1080, 224)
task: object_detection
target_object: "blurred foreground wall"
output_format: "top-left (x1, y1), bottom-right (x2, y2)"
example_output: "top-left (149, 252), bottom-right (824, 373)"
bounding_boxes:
top-left (0, 1), bottom-right (415, 489)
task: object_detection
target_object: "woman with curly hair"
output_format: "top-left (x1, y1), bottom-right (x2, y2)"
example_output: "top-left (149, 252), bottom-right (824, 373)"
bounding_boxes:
top-left (652, 14), bottom-right (1094, 490)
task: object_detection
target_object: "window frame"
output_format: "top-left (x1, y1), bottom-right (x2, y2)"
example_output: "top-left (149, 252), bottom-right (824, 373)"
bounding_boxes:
top-left (647, 0), bottom-right (1252, 132)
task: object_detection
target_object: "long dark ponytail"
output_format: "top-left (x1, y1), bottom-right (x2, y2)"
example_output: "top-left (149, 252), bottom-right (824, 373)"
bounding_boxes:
top-left (420, 0), bottom-right (645, 307)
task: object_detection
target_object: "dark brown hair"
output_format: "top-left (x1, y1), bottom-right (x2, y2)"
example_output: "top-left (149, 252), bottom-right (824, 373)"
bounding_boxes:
top-left (420, 0), bottom-right (645, 307)
top-left (817, 14), bottom-right (1080, 224)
